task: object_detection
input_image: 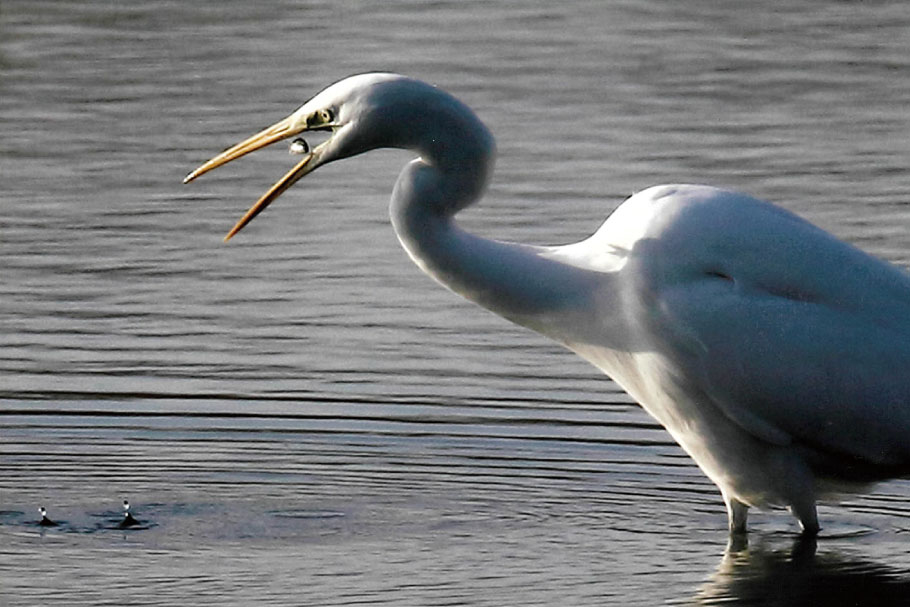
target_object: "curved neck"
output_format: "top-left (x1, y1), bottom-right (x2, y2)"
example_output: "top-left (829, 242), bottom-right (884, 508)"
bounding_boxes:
top-left (390, 158), bottom-right (604, 345)
top-left (381, 88), bottom-right (620, 346)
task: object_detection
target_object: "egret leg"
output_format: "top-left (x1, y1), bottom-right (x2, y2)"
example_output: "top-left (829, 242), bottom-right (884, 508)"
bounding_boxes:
top-left (723, 492), bottom-right (749, 535)
top-left (784, 466), bottom-right (820, 536)
top-left (790, 501), bottom-right (819, 537)
top-left (726, 532), bottom-right (748, 554)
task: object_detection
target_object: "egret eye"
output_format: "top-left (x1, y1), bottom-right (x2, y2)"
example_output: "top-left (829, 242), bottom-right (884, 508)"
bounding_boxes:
top-left (289, 137), bottom-right (309, 155)
top-left (306, 108), bottom-right (335, 129)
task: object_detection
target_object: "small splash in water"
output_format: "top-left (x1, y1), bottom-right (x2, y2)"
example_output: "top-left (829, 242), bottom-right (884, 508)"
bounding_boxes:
top-left (118, 500), bottom-right (142, 529)
top-left (38, 506), bottom-right (59, 528)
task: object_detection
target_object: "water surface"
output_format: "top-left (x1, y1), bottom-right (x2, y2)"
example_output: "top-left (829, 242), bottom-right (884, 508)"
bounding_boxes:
top-left (3, 1), bottom-right (910, 605)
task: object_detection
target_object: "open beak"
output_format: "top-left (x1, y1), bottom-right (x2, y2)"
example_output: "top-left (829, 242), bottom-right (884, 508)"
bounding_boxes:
top-left (184, 113), bottom-right (320, 241)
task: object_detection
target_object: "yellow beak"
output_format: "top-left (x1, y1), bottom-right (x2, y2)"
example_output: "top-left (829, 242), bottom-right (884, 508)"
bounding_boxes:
top-left (184, 114), bottom-right (318, 241)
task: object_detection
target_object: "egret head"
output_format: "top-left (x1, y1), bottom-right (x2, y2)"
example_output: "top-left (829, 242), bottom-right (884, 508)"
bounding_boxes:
top-left (184, 73), bottom-right (486, 240)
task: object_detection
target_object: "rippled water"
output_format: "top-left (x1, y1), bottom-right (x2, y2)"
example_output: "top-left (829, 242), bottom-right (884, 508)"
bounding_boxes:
top-left (3, 1), bottom-right (910, 605)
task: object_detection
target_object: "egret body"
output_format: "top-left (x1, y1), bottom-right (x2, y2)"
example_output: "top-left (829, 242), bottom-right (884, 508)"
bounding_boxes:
top-left (185, 73), bottom-right (910, 536)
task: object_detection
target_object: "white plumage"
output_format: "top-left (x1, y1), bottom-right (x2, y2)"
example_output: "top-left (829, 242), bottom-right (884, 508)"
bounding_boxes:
top-left (186, 73), bottom-right (910, 536)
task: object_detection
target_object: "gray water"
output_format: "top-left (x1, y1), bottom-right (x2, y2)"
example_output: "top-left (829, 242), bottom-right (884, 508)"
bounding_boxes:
top-left (3, 1), bottom-right (910, 605)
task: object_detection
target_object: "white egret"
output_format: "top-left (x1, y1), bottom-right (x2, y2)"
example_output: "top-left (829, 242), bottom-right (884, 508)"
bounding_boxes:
top-left (185, 73), bottom-right (910, 536)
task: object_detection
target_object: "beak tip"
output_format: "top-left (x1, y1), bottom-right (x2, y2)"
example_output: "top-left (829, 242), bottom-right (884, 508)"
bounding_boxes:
top-left (183, 171), bottom-right (197, 184)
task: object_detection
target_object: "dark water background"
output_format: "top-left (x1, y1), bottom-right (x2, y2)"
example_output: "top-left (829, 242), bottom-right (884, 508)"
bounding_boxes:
top-left (3, 1), bottom-right (910, 604)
